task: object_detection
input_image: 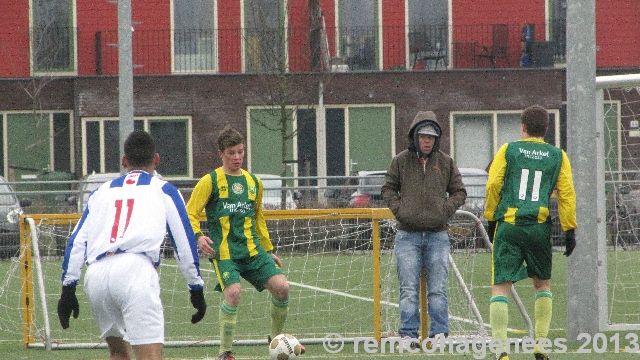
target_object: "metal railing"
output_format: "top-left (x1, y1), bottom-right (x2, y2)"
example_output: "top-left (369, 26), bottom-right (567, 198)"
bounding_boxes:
top-left (8, 172), bottom-right (640, 250)
top-left (30, 22), bottom-right (567, 76)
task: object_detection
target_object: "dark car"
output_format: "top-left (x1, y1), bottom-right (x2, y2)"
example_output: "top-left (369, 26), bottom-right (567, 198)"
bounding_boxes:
top-left (0, 176), bottom-right (31, 258)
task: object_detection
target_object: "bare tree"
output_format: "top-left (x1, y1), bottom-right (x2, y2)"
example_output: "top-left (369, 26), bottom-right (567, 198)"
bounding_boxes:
top-left (244, 0), bottom-right (332, 208)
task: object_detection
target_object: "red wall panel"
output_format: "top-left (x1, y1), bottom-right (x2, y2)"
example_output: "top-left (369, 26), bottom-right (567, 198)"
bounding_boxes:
top-left (596, 0), bottom-right (640, 67)
top-left (5, 0), bottom-right (640, 79)
top-left (76, 0), bottom-right (118, 76)
top-left (319, 0), bottom-right (336, 60)
top-left (452, 0), bottom-right (546, 68)
top-left (218, 0), bottom-right (242, 73)
top-left (132, 0), bottom-right (171, 74)
top-left (382, 0), bottom-right (405, 70)
top-left (0, 2), bottom-right (30, 78)
top-left (289, 0), bottom-right (312, 72)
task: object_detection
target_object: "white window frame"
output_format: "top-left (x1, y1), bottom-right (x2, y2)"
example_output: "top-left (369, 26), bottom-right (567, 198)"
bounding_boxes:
top-left (81, 116), bottom-right (193, 178)
top-left (1, 110), bottom-right (74, 177)
top-left (450, 109), bottom-right (561, 169)
top-left (241, 0), bottom-right (289, 73)
top-left (246, 103), bottom-right (395, 178)
top-left (170, 0), bottom-right (218, 74)
top-left (29, 0), bottom-right (78, 76)
top-left (334, 0), bottom-right (383, 70)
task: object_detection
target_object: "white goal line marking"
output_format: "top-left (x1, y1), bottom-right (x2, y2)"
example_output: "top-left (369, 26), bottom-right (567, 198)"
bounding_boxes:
top-left (166, 263), bottom-right (522, 332)
top-left (286, 280), bottom-right (511, 331)
top-left (287, 280), bottom-right (398, 307)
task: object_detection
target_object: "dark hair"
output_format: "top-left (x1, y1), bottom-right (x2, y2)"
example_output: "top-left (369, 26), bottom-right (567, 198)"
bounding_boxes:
top-left (124, 131), bottom-right (156, 167)
top-left (521, 105), bottom-right (549, 137)
top-left (217, 125), bottom-right (244, 152)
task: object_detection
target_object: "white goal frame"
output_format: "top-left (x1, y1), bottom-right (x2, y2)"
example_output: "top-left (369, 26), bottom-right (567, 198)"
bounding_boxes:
top-left (593, 73), bottom-right (640, 332)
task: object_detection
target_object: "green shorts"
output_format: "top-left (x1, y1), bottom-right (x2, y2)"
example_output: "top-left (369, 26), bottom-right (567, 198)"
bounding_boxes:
top-left (211, 251), bottom-right (283, 292)
top-left (492, 221), bottom-right (552, 285)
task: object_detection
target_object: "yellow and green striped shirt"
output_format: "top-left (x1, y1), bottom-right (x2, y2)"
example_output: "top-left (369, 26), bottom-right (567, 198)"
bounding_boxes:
top-left (187, 168), bottom-right (274, 260)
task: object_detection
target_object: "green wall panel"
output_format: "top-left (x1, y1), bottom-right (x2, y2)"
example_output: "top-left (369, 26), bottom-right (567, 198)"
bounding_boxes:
top-left (248, 108), bottom-right (294, 176)
top-left (348, 106), bottom-right (392, 172)
top-left (7, 113), bottom-right (51, 180)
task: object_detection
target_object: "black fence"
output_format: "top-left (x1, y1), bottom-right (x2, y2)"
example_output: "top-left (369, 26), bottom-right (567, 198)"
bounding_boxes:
top-left (32, 22), bottom-right (567, 76)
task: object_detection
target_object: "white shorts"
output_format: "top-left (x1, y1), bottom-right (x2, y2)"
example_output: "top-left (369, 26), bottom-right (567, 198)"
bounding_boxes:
top-left (84, 252), bottom-right (164, 345)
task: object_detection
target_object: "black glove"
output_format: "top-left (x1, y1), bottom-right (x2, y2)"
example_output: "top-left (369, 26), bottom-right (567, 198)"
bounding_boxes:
top-left (564, 229), bottom-right (576, 256)
top-left (189, 289), bottom-right (207, 324)
top-left (57, 285), bottom-right (79, 329)
top-left (486, 221), bottom-right (497, 243)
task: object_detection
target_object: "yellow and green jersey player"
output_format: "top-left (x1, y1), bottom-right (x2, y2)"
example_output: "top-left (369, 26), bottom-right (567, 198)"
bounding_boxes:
top-left (484, 105), bottom-right (577, 360)
top-left (186, 125), bottom-right (302, 360)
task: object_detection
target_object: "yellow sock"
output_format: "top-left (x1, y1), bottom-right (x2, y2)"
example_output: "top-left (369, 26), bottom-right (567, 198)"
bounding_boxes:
top-left (534, 290), bottom-right (553, 353)
top-left (219, 301), bottom-right (237, 353)
top-left (490, 295), bottom-right (509, 353)
top-left (270, 296), bottom-right (289, 339)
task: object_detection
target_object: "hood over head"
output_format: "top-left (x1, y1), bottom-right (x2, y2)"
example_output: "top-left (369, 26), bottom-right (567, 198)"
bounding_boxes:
top-left (407, 111), bottom-right (442, 157)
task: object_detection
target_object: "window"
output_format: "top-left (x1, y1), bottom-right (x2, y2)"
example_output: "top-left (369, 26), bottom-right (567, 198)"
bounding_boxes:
top-left (451, 110), bottom-right (561, 170)
top-left (244, 0), bottom-right (285, 73)
top-left (31, 0), bottom-right (75, 73)
top-left (82, 118), bottom-right (192, 177)
top-left (407, 0), bottom-right (449, 69)
top-left (452, 113), bottom-right (494, 170)
top-left (247, 104), bottom-right (394, 178)
top-left (4, 112), bottom-right (72, 179)
top-left (338, 0), bottom-right (378, 70)
top-left (548, 0), bottom-right (566, 62)
top-left (173, 0), bottom-right (216, 72)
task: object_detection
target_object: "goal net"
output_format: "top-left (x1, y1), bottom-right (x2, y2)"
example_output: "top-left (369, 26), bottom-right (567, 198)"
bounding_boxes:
top-left (9, 209), bottom-right (530, 349)
top-left (599, 75), bottom-right (640, 330)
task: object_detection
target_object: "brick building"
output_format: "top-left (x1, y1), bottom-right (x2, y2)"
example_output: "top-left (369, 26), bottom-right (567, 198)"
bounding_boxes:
top-left (0, 0), bottom-right (638, 182)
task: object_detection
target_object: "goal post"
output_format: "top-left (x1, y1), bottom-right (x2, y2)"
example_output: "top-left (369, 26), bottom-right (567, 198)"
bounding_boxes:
top-left (14, 209), bottom-right (527, 349)
top-left (593, 73), bottom-right (640, 332)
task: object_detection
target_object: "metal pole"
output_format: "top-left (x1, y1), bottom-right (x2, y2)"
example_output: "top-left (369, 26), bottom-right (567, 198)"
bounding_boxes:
top-left (566, 0), bottom-right (607, 338)
top-left (316, 81), bottom-right (327, 205)
top-left (118, 0), bottom-right (134, 173)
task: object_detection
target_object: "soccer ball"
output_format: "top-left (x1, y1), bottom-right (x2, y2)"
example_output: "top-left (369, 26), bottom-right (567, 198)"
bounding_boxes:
top-left (269, 333), bottom-right (302, 360)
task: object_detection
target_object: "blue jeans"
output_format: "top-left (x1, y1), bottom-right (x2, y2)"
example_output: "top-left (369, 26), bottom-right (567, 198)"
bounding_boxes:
top-left (394, 229), bottom-right (450, 338)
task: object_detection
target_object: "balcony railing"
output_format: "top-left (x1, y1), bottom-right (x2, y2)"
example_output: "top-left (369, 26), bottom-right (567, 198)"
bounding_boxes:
top-left (31, 23), bottom-right (567, 76)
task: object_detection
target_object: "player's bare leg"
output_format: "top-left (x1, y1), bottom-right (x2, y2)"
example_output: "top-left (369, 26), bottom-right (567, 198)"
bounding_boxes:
top-left (106, 336), bottom-right (132, 360)
top-left (106, 337), bottom-right (163, 360)
top-left (264, 274), bottom-right (289, 301)
top-left (224, 283), bottom-right (242, 306)
top-left (132, 343), bottom-right (163, 360)
top-left (532, 277), bottom-right (551, 292)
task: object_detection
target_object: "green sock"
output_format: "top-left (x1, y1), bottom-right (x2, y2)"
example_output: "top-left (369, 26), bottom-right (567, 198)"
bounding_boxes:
top-left (490, 295), bottom-right (509, 353)
top-left (270, 296), bottom-right (289, 339)
top-left (219, 301), bottom-right (237, 353)
top-left (534, 290), bottom-right (553, 353)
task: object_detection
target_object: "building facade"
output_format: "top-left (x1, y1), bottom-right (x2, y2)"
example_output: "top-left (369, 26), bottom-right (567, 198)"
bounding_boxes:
top-left (0, 0), bottom-right (639, 182)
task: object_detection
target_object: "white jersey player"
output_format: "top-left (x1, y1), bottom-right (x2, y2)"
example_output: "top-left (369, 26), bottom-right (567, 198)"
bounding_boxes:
top-left (58, 131), bottom-right (206, 360)
top-left (62, 170), bottom-right (203, 283)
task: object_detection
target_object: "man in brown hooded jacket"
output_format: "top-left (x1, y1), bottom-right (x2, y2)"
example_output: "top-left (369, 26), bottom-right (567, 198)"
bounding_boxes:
top-left (382, 110), bottom-right (466, 345)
